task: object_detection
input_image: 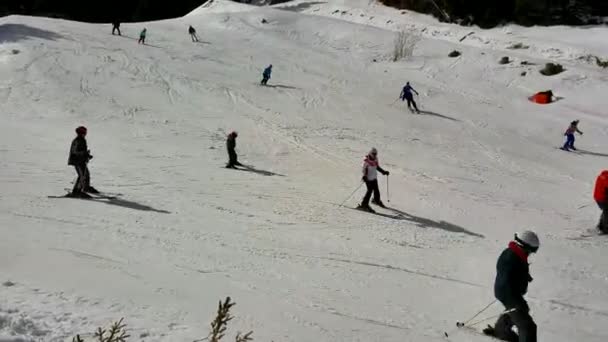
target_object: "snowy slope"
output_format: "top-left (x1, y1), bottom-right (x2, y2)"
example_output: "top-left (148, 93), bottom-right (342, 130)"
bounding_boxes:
top-left (1, 0), bottom-right (608, 341)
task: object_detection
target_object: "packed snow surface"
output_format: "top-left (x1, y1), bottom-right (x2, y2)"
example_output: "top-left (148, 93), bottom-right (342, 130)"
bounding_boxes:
top-left (1, 0), bottom-right (607, 341)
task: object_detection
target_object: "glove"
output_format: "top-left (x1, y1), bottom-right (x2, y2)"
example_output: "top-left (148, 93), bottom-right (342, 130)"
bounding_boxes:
top-left (362, 176), bottom-right (366, 182)
top-left (384, 171), bottom-right (390, 176)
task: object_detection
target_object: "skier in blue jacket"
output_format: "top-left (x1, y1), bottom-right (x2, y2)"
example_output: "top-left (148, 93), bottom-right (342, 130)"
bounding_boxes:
top-left (261, 64), bottom-right (272, 85)
top-left (400, 82), bottom-right (419, 113)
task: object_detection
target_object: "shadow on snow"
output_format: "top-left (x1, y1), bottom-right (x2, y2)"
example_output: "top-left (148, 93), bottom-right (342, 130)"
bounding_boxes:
top-left (417, 110), bottom-right (461, 122)
top-left (235, 165), bottom-right (285, 177)
top-left (0, 24), bottom-right (64, 44)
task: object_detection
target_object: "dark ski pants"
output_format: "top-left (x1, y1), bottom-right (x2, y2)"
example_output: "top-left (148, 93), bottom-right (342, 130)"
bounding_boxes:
top-left (362, 179), bottom-right (381, 207)
top-left (72, 164), bottom-right (90, 194)
top-left (563, 133), bottom-right (575, 149)
top-left (597, 202), bottom-right (608, 233)
top-left (403, 95), bottom-right (418, 111)
top-left (112, 27), bottom-right (121, 35)
top-left (227, 148), bottom-right (240, 167)
top-left (261, 76), bottom-right (269, 85)
top-left (190, 33), bottom-right (199, 42)
top-left (493, 309), bottom-right (537, 342)
top-left (138, 37), bottom-right (145, 44)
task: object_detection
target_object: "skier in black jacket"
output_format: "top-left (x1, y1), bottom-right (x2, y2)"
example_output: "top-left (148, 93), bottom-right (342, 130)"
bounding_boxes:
top-left (68, 126), bottom-right (97, 197)
top-left (226, 131), bottom-right (242, 169)
top-left (484, 231), bottom-right (539, 342)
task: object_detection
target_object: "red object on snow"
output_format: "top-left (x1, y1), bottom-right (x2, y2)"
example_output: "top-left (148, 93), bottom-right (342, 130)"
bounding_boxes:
top-left (529, 91), bottom-right (553, 104)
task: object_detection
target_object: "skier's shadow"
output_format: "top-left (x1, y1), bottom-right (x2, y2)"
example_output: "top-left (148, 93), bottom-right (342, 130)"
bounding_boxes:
top-left (385, 206), bottom-right (484, 238)
top-left (237, 165), bottom-right (285, 177)
top-left (417, 110), bottom-right (460, 122)
top-left (264, 84), bottom-right (299, 90)
top-left (92, 197), bottom-right (171, 214)
top-left (576, 149), bottom-right (608, 158)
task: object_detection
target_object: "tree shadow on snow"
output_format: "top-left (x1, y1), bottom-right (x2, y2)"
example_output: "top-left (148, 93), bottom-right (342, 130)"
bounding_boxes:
top-left (0, 24), bottom-right (64, 44)
top-left (237, 165), bottom-right (285, 177)
top-left (417, 110), bottom-right (460, 122)
top-left (577, 149), bottom-right (608, 158)
top-left (91, 197), bottom-right (171, 214)
top-left (385, 206), bottom-right (484, 238)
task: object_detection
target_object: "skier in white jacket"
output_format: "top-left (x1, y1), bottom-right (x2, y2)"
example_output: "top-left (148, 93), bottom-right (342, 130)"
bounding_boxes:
top-left (358, 148), bottom-right (389, 212)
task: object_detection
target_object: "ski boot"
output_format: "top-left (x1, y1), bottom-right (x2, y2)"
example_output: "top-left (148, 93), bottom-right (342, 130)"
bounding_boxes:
top-left (84, 186), bottom-right (99, 194)
top-left (356, 204), bottom-right (376, 213)
top-left (372, 200), bottom-right (386, 208)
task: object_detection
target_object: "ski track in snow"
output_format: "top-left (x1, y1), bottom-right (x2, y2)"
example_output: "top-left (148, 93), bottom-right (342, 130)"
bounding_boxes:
top-left (1, 0), bottom-right (608, 341)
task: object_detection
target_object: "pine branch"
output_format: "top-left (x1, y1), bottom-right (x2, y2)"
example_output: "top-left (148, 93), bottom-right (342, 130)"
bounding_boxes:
top-left (208, 297), bottom-right (236, 342)
top-left (235, 331), bottom-right (253, 342)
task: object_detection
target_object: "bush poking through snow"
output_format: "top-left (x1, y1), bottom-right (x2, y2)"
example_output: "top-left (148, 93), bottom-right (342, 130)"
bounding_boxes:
top-left (72, 318), bottom-right (129, 342)
top-left (236, 331), bottom-right (254, 342)
top-left (204, 297), bottom-right (253, 342)
top-left (392, 30), bottom-right (419, 62)
top-left (507, 42), bottom-right (529, 50)
top-left (448, 50), bottom-right (461, 58)
top-left (597, 58), bottom-right (608, 68)
top-left (540, 63), bottom-right (565, 76)
top-left (499, 56), bottom-right (510, 64)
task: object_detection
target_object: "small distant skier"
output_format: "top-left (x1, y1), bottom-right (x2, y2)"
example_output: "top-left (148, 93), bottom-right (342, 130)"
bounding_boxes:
top-left (68, 126), bottom-right (97, 198)
top-left (188, 25), bottom-right (199, 42)
top-left (483, 231), bottom-right (539, 342)
top-left (261, 64), bottom-right (272, 85)
top-left (138, 28), bottom-right (147, 45)
top-left (400, 81), bottom-right (419, 113)
top-left (358, 148), bottom-right (389, 212)
top-left (112, 20), bottom-right (121, 36)
top-left (226, 131), bottom-right (242, 169)
top-left (562, 120), bottom-right (583, 151)
top-left (593, 170), bottom-right (608, 234)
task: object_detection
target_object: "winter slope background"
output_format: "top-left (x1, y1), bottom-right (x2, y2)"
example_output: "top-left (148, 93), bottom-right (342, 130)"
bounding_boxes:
top-left (1, 0), bottom-right (607, 340)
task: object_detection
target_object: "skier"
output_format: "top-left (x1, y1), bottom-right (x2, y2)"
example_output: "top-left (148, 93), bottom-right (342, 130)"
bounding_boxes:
top-left (226, 131), bottom-right (242, 169)
top-left (112, 20), bottom-right (121, 36)
top-left (188, 25), bottom-right (199, 42)
top-left (261, 64), bottom-right (272, 85)
top-left (67, 126), bottom-right (97, 198)
top-left (562, 120), bottom-right (583, 151)
top-left (593, 170), bottom-right (608, 234)
top-left (138, 28), bottom-right (147, 45)
top-left (358, 148), bottom-right (389, 212)
top-left (400, 81), bottom-right (419, 113)
top-left (483, 231), bottom-right (539, 342)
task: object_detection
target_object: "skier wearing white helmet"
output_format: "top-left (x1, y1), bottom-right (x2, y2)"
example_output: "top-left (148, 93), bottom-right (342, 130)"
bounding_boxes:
top-left (358, 147), bottom-right (389, 212)
top-left (484, 231), bottom-right (539, 342)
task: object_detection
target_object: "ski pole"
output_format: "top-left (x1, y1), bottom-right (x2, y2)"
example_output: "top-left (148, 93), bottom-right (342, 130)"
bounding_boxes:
top-left (465, 308), bottom-right (516, 328)
top-left (386, 175), bottom-right (390, 203)
top-left (339, 182), bottom-right (364, 207)
top-left (455, 300), bottom-right (496, 327)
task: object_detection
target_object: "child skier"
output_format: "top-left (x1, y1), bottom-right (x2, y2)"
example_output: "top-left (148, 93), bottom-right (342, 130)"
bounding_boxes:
top-left (593, 170), bottom-right (608, 234)
top-left (67, 126), bottom-right (97, 198)
top-left (400, 81), bottom-right (419, 113)
top-left (188, 25), bottom-right (199, 42)
top-left (358, 148), bottom-right (390, 212)
top-left (226, 131), bottom-right (242, 169)
top-left (138, 28), bottom-right (147, 44)
top-left (483, 231), bottom-right (539, 342)
top-left (562, 120), bottom-right (583, 150)
top-left (261, 64), bottom-right (272, 85)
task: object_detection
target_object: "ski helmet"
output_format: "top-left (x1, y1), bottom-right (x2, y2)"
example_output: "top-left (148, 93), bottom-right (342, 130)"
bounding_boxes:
top-left (75, 126), bottom-right (87, 135)
top-left (515, 230), bottom-right (540, 253)
top-left (231, 131), bottom-right (238, 137)
top-left (369, 147), bottom-right (378, 156)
